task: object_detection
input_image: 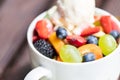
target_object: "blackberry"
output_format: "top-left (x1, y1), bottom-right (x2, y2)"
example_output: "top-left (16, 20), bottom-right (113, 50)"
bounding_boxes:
top-left (33, 39), bottom-right (56, 58)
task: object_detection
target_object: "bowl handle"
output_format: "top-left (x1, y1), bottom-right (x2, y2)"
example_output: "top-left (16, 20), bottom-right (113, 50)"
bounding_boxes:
top-left (24, 67), bottom-right (52, 80)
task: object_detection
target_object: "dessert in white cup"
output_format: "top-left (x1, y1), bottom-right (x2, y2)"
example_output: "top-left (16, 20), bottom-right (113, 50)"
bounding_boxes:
top-left (25, 0), bottom-right (120, 80)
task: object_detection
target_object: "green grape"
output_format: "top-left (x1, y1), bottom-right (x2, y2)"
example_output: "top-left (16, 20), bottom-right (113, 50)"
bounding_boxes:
top-left (59, 45), bottom-right (82, 63)
top-left (98, 34), bottom-right (117, 56)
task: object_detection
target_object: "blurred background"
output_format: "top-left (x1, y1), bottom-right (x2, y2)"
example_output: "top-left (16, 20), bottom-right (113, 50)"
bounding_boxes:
top-left (0, 0), bottom-right (120, 80)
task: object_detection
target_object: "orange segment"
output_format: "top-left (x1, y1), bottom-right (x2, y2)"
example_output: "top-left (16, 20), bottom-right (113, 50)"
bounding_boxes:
top-left (78, 44), bottom-right (103, 60)
top-left (49, 32), bottom-right (64, 55)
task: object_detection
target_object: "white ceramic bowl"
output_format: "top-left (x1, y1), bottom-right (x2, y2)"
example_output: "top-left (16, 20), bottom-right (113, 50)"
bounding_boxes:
top-left (25, 8), bottom-right (120, 80)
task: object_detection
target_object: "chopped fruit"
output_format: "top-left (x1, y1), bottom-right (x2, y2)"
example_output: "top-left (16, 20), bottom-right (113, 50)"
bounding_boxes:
top-left (100, 16), bottom-right (120, 33)
top-left (100, 16), bottom-right (112, 34)
top-left (93, 30), bottom-right (105, 37)
top-left (80, 27), bottom-right (100, 37)
top-left (56, 27), bottom-right (68, 39)
top-left (86, 35), bottom-right (98, 45)
top-left (73, 24), bottom-right (90, 35)
top-left (59, 45), bottom-right (82, 63)
top-left (110, 30), bottom-right (120, 39)
top-left (96, 26), bottom-right (104, 31)
top-left (111, 19), bottom-right (120, 32)
top-left (32, 7), bottom-right (120, 63)
top-left (83, 52), bottom-right (95, 62)
top-left (49, 32), bottom-right (64, 54)
top-left (94, 20), bottom-right (101, 26)
top-left (66, 35), bottom-right (86, 47)
top-left (35, 19), bottom-right (53, 39)
top-left (33, 29), bottom-right (39, 42)
top-left (78, 44), bottom-right (103, 60)
top-left (117, 35), bottom-right (120, 44)
top-left (33, 35), bottom-right (39, 42)
top-left (56, 56), bottom-right (62, 62)
top-left (33, 39), bottom-right (56, 58)
top-left (99, 34), bottom-right (117, 56)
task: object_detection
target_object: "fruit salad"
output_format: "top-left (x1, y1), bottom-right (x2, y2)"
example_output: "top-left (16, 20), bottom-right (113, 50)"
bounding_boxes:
top-left (32, 2), bottom-right (120, 63)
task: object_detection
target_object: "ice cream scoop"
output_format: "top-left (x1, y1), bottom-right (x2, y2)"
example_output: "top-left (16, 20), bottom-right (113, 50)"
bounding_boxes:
top-left (57, 0), bottom-right (95, 26)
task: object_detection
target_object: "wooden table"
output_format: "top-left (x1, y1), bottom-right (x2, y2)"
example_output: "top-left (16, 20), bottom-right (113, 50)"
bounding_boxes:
top-left (0, 0), bottom-right (120, 80)
top-left (0, 42), bottom-right (31, 80)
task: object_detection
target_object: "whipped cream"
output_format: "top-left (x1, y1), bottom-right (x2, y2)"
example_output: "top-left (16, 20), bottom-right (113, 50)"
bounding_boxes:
top-left (57, 0), bottom-right (95, 26)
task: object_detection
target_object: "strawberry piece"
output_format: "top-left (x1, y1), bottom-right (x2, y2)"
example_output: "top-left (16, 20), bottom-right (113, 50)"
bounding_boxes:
top-left (32, 29), bottom-right (39, 42)
top-left (35, 19), bottom-right (53, 39)
top-left (100, 16), bottom-right (120, 33)
top-left (111, 19), bottom-right (120, 32)
top-left (33, 35), bottom-right (39, 43)
top-left (100, 16), bottom-right (112, 34)
top-left (80, 27), bottom-right (100, 37)
top-left (66, 35), bottom-right (86, 47)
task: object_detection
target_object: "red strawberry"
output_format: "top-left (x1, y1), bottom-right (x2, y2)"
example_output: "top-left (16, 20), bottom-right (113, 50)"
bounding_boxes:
top-left (33, 35), bottom-right (39, 42)
top-left (111, 19), bottom-right (120, 32)
top-left (100, 16), bottom-right (112, 34)
top-left (66, 35), bottom-right (86, 47)
top-left (100, 16), bottom-right (120, 33)
top-left (33, 29), bottom-right (39, 42)
top-left (35, 19), bottom-right (53, 39)
top-left (80, 27), bottom-right (100, 37)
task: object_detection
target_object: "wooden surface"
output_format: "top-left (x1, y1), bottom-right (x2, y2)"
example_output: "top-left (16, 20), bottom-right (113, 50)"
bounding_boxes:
top-left (0, 0), bottom-right (120, 80)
